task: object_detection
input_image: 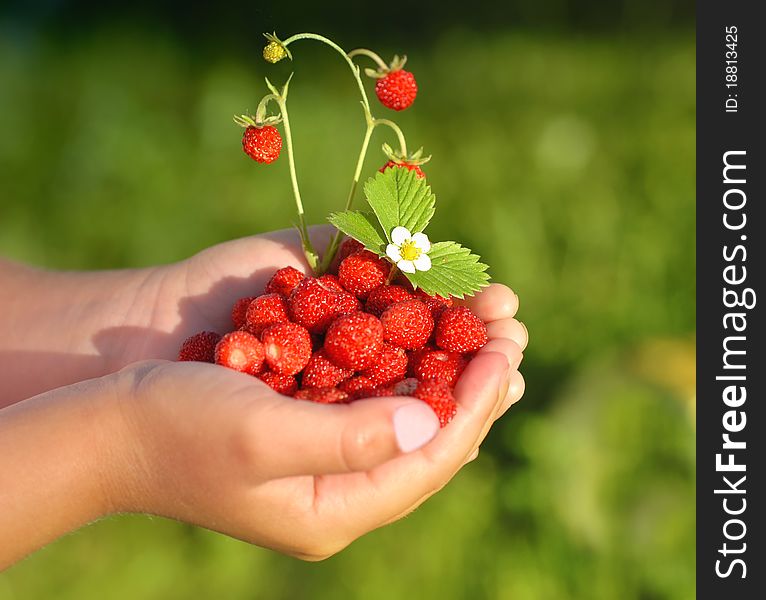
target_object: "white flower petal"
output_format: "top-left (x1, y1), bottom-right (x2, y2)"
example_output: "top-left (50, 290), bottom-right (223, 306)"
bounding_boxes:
top-left (397, 259), bottom-right (416, 274)
top-left (411, 232), bottom-right (431, 253)
top-left (386, 244), bottom-right (402, 262)
top-left (413, 253), bottom-right (432, 271)
top-left (391, 226), bottom-right (411, 246)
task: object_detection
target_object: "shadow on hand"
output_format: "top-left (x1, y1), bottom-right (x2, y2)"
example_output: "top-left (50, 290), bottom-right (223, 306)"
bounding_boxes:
top-left (1, 231), bottom-right (323, 408)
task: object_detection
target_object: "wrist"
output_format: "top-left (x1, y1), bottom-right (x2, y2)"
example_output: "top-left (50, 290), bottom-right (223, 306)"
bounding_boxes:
top-left (0, 373), bottom-right (133, 566)
top-left (96, 361), bottom-right (167, 516)
top-left (0, 262), bottom-right (176, 406)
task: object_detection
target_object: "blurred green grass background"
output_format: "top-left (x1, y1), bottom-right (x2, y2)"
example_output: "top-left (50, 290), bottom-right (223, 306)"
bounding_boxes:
top-left (0, 6), bottom-right (694, 599)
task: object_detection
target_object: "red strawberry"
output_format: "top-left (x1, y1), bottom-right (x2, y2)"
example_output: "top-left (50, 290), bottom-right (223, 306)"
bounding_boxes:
top-left (375, 69), bottom-right (417, 111)
top-left (407, 344), bottom-right (434, 373)
top-left (414, 379), bottom-right (457, 427)
top-left (411, 349), bottom-right (467, 388)
top-left (338, 375), bottom-right (379, 399)
top-left (265, 266), bottom-right (305, 297)
top-left (318, 273), bottom-right (345, 292)
top-left (435, 306), bottom-right (488, 353)
top-left (231, 296), bottom-right (257, 329)
top-left (301, 350), bottom-right (353, 389)
top-left (360, 344), bottom-right (408, 386)
top-left (244, 293), bottom-right (290, 336)
top-left (215, 331), bottom-right (265, 375)
top-left (380, 299), bottom-right (434, 350)
top-left (362, 385), bottom-right (397, 398)
top-left (257, 370), bottom-right (298, 396)
top-left (328, 238), bottom-right (365, 275)
top-left (379, 160), bottom-right (425, 179)
top-left (178, 331), bottom-right (221, 363)
top-left (242, 125), bottom-right (282, 164)
top-left (324, 311), bottom-right (384, 370)
top-left (294, 387), bottom-right (349, 404)
top-left (261, 322), bottom-right (312, 376)
top-left (338, 238), bottom-right (364, 262)
top-left (338, 250), bottom-right (391, 300)
top-left (365, 284), bottom-right (412, 317)
top-left (414, 289), bottom-right (453, 321)
top-left (288, 277), bottom-right (360, 334)
top-left (264, 267), bottom-right (306, 297)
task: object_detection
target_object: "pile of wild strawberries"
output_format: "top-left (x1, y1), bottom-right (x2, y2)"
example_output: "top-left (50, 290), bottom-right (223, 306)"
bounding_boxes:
top-left (177, 239), bottom-right (488, 426)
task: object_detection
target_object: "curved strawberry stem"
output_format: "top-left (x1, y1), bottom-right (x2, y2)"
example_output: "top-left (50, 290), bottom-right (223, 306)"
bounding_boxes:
top-left (347, 48), bottom-right (389, 72)
top-left (254, 93), bottom-right (280, 123)
top-left (277, 33), bottom-right (413, 273)
top-left (265, 76), bottom-right (318, 271)
top-left (282, 33), bottom-right (372, 114)
top-left (373, 119), bottom-right (407, 157)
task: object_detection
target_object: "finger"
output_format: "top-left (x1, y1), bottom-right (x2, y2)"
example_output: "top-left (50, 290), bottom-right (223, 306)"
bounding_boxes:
top-left (480, 338), bottom-right (523, 372)
top-left (495, 370), bottom-right (526, 418)
top-left (313, 352), bottom-right (509, 531)
top-left (257, 224), bottom-right (336, 256)
top-left (379, 349), bottom-right (515, 526)
top-left (486, 318), bottom-right (528, 351)
top-left (457, 284), bottom-right (519, 322)
top-left (241, 392), bottom-right (441, 478)
top-left (205, 225), bottom-right (337, 283)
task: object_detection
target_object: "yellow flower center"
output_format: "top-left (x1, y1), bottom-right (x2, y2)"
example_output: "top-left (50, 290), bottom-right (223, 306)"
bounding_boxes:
top-left (399, 240), bottom-right (422, 262)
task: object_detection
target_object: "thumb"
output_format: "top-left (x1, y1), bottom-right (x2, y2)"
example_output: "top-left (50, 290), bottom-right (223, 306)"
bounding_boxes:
top-left (242, 392), bottom-right (441, 478)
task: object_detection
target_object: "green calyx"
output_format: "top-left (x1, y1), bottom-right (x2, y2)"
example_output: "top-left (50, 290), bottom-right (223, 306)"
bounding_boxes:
top-left (232, 91), bottom-right (283, 129)
top-left (348, 48), bottom-right (408, 79)
top-left (363, 54), bottom-right (408, 79)
top-left (381, 142), bottom-right (431, 166)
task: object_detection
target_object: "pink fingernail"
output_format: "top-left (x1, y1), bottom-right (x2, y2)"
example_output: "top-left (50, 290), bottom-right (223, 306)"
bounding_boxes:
top-left (393, 402), bottom-right (440, 453)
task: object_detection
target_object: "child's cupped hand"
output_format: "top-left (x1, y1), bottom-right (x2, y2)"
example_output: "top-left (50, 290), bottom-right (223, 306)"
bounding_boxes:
top-left (104, 226), bottom-right (526, 558)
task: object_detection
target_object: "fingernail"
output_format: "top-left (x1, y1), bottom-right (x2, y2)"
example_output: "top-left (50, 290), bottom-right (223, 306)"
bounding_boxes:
top-left (511, 353), bottom-right (523, 370)
top-left (519, 321), bottom-right (529, 349)
top-left (393, 402), bottom-right (440, 453)
top-left (466, 448), bottom-right (480, 463)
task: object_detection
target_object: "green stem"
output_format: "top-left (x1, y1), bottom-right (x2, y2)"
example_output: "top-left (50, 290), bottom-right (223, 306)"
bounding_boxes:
top-left (283, 33), bottom-right (371, 114)
top-left (373, 118), bottom-right (408, 156)
top-left (255, 94), bottom-right (279, 123)
top-left (274, 93), bottom-right (318, 271)
top-left (279, 33), bottom-right (409, 273)
top-left (319, 122), bottom-right (375, 273)
top-left (347, 48), bottom-right (389, 71)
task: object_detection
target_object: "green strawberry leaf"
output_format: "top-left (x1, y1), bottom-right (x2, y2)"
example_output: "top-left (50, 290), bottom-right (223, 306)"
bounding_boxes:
top-left (363, 167), bottom-right (436, 242)
top-left (327, 210), bottom-right (388, 255)
top-left (406, 241), bottom-right (491, 299)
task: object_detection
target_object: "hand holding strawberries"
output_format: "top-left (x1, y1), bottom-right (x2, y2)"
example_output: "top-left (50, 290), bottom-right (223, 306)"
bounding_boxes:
top-left (0, 232), bottom-right (525, 567)
top-left (102, 278), bottom-right (524, 561)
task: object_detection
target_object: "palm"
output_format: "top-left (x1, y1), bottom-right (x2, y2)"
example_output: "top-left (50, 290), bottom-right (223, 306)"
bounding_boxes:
top-left (135, 228), bottom-right (332, 362)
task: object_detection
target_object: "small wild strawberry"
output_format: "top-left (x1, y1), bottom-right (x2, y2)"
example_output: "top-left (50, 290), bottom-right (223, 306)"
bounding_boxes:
top-left (242, 125), bottom-right (282, 164)
top-left (376, 69), bottom-right (418, 111)
top-left (178, 331), bottom-right (222, 363)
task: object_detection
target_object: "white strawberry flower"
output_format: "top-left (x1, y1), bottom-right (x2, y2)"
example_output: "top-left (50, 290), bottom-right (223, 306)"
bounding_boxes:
top-left (386, 226), bottom-right (432, 273)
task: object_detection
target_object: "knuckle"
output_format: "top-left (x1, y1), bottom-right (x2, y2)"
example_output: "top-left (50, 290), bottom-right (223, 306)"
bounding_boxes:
top-left (297, 537), bottom-right (351, 561)
top-left (230, 412), bottom-right (268, 472)
top-left (339, 421), bottom-right (387, 472)
top-left (115, 359), bottom-right (170, 400)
